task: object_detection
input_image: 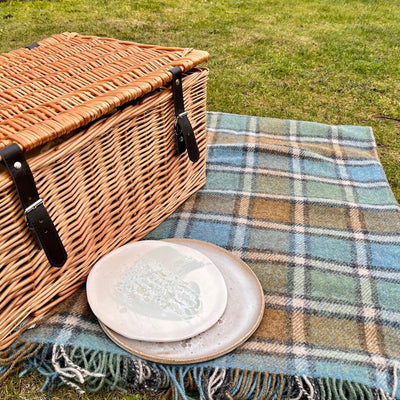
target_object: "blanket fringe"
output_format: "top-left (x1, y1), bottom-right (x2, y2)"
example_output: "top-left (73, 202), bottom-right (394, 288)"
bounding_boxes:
top-left (0, 341), bottom-right (43, 383)
top-left (2, 343), bottom-right (397, 399)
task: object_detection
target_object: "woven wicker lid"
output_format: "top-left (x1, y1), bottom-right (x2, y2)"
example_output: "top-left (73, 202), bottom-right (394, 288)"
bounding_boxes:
top-left (0, 32), bottom-right (209, 153)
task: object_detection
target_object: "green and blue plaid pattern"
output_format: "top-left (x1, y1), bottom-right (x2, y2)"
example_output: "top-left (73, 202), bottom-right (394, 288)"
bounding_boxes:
top-left (146, 112), bottom-right (400, 396)
top-left (20, 112), bottom-right (400, 398)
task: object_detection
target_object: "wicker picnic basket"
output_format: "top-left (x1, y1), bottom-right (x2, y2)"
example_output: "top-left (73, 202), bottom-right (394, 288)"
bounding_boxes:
top-left (0, 33), bottom-right (209, 350)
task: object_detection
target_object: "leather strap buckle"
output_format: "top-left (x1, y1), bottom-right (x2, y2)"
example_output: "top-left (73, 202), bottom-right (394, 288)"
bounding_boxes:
top-left (25, 198), bottom-right (44, 215)
top-left (177, 111), bottom-right (188, 119)
top-left (169, 67), bottom-right (200, 163)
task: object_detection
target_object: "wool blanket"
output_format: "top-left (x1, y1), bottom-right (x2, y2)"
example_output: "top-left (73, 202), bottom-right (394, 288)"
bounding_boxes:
top-left (2, 112), bottom-right (400, 399)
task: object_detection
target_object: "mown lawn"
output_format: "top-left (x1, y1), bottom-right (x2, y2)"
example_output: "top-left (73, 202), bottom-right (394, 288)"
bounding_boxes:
top-left (0, 0), bottom-right (399, 398)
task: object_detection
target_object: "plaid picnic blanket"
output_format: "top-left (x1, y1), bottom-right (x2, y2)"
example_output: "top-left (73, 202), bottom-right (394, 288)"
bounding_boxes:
top-left (3, 112), bottom-right (400, 399)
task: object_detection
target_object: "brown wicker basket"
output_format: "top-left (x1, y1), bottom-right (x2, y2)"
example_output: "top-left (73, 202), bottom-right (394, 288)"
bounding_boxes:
top-left (0, 33), bottom-right (209, 350)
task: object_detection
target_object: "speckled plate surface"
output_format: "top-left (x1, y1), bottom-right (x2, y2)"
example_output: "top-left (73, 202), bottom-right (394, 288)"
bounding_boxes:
top-left (99, 239), bottom-right (265, 364)
top-left (87, 240), bottom-right (228, 342)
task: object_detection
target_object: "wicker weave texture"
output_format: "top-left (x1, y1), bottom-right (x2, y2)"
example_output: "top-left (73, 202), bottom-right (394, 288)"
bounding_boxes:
top-left (0, 32), bottom-right (209, 153)
top-left (0, 68), bottom-right (208, 350)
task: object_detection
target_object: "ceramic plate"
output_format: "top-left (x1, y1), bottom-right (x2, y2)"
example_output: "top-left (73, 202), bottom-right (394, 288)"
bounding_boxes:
top-left (99, 239), bottom-right (265, 364)
top-left (87, 240), bottom-right (228, 342)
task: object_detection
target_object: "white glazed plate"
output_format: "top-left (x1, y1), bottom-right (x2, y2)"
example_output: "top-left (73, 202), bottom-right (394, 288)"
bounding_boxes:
top-left (99, 239), bottom-right (265, 364)
top-left (87, 240), bottom-right (228, 342)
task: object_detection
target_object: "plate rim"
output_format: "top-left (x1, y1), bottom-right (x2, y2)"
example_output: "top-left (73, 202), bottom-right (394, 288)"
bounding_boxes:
top-left (99, 238), bottom-right (265, 364)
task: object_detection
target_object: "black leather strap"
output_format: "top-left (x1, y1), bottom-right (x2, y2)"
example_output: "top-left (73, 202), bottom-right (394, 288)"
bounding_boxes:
top-left (0, 144), bottom-right (67, 268)
top-left (26, 42), bottom-right (39, 50)
top-left (170, 67), bottom-right (200, 162)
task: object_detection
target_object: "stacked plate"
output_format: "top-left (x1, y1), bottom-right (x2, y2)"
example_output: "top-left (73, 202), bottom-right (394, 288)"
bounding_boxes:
top-left (87, 239), bottom-right (264, 364)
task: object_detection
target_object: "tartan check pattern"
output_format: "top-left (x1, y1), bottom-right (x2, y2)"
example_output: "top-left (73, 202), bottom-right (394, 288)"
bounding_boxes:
top-left (22, 112), bottom-right (400, 397)
top-left (146, 112), bottom-right (400, 396)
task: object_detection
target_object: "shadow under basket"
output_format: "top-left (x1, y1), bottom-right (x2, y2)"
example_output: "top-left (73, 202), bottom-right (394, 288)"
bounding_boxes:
top-left (0, 33), bottom-right (209, 350)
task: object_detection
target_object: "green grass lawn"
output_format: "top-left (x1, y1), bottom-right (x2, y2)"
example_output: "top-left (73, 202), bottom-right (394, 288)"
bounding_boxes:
top-left (0, 0), bottom-right (399, 397)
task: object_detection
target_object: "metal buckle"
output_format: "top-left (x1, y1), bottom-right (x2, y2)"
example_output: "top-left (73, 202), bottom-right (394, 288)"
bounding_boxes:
top-left (25, 198), bottom-right (44, 215)
top-left (176, 111), bottom-right (188, 120)
top-left (24, 198), bottom-right (44, 250)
